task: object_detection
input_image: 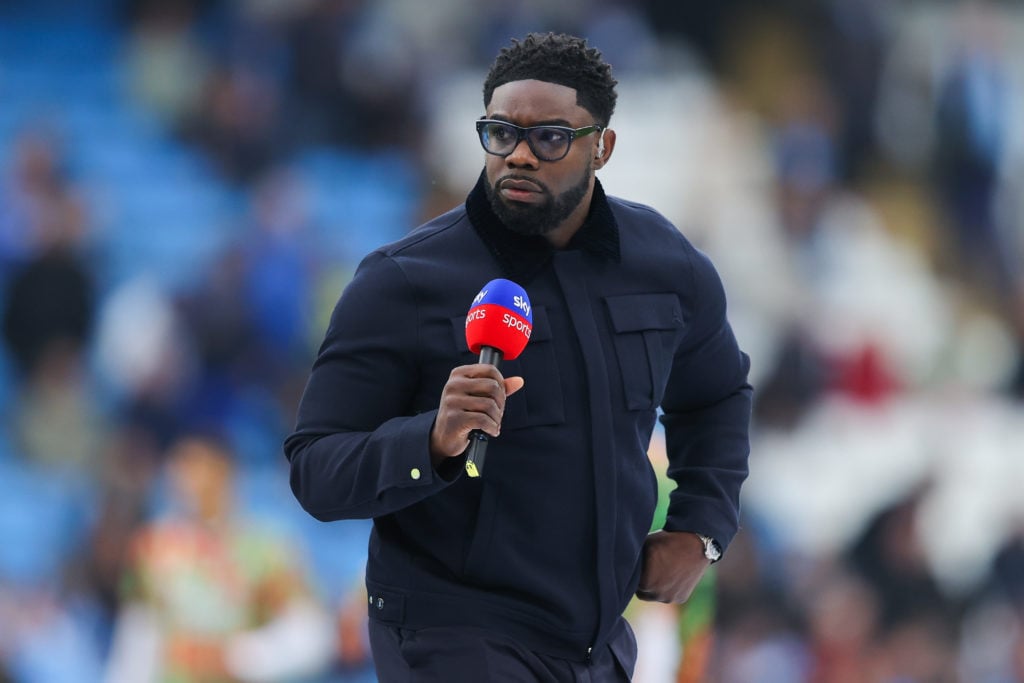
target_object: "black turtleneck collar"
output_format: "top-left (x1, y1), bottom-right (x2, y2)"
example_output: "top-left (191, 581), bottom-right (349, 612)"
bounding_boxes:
top-left (464, 171), bottom-right (621, 283)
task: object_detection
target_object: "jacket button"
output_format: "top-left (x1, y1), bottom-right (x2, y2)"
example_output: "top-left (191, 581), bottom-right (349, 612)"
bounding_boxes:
top-left (410, 468), bottom-right (421, 480)
top-left (376, 598), bottom-right (384, 610)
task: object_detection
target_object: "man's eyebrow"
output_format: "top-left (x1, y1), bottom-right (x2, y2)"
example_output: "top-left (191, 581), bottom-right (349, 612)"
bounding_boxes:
top-left (487, 114), bottom-right (574, 127)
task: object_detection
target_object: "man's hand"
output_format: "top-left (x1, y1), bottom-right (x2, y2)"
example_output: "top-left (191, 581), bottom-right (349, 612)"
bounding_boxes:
top-left (636, 530), bottom-right (712, 603)
top-left (430, 364), bottom-right (524, 467)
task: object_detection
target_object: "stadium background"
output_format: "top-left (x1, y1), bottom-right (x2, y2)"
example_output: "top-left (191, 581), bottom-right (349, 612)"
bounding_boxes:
top-left (1, 0), bottom-right (1023, 681)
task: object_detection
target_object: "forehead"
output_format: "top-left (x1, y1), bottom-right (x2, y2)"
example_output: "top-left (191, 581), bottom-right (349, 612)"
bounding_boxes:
top-left (486, 79), bottom-right (588, 124)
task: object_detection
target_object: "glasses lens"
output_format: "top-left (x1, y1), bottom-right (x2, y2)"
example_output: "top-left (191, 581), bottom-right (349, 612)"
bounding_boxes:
top-left (526, 127), bottom-right (571, 161)
top-left (480, 121), bottom-right (518, 155)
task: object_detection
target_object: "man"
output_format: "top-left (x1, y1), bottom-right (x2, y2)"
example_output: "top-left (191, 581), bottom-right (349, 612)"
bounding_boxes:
top-left (285, 32), bottom-right (752, 681)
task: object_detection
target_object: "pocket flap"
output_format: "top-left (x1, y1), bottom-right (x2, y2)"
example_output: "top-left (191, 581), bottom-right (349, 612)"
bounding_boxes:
top-left (605, 293), bottom-right (682, 333)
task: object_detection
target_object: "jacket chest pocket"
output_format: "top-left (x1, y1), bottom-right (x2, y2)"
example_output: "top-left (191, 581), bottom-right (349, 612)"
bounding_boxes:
top-left (449, 305), bottom-right (564, 429)
top-left (605, 293), bottom-right (684, 411)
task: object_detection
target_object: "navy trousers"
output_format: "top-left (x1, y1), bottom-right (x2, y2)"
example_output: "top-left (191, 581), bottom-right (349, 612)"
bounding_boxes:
top-left (368, 620), bottom-right (637, 682)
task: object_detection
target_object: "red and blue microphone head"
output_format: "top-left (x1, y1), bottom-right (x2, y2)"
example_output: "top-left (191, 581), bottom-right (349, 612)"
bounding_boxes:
top-left (465, 278), bottom-right (533, 361)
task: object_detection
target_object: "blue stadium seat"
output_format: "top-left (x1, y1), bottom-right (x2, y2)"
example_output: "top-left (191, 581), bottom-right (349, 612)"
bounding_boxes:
top-left (0, 459), bottom-right (95, 586)
top-left (296, 147), bottom-right (421, 260)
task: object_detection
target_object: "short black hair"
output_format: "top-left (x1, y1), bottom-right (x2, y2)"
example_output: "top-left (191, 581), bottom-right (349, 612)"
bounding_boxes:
top-left (483, 33), bottom-right (618, 127)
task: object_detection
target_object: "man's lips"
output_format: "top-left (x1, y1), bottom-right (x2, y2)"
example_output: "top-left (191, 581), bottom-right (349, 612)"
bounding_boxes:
top-left (498, 178), bottom-right (543, 202)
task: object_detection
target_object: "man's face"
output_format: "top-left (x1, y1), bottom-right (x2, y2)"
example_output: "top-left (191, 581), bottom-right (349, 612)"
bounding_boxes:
top-left (483, 79), bottom-right (599, 238)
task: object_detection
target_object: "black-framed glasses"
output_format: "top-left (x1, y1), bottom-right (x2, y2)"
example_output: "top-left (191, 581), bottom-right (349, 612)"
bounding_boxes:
top-left (476, 119), bottom-right (603, 162)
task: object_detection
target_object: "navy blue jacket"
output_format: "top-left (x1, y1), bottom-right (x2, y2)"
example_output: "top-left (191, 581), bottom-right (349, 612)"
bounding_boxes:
top-left (285, 176), bottom-right (752, 662)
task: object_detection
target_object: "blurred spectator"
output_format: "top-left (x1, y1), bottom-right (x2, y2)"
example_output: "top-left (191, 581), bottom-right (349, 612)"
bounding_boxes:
top-left (813, 0), bottom-right (888, 183)
top-left (0, 128), bottom-right (92, 349)
top-left (65, 422), bottom-right (164, 651)
top-left (280, 0), bottom-right (429, 150)
top-left (176, 245), bottom-right (259, 418)
top-left (873, 610), bottom-right (960, 683)
top-left (751, 329), bottom-right (828, 429)
top-left (959, 599), bottom-right (1024, 683)
top-left (0, 247), bottom-right (94, 380)
top-left (330, 7), bottom-right (427, 150)
top-left (94, 276), bottom-right (198, 450)
top-left (845, 483), bottom-right (956, 630)
top-left (0, 129), bottom-right (85, 274)
top-left (238, 169), bottom-right (318, 363)
top-left (182, 64), bottom-right (283, 185)
top-left (932, 0), bottom-right (1016, 304)
top-left (580, 3), bottom-right (662, 75)
top-left (122, 0), bottom-right (211, 132)
top-left (641, 0), bottom-right (749, 74)
top-left (771, 73), bottom-right (839, 244)
top-left (801, 191), bottom-right (949, 398)
top-left (104, 432), bottom-right (334, 683)
top-left (0, 129), bottom-right (104, 468)
top-left (1013, 311), bottom-right (1024, 399)
top-left (708, 511), bottom-right (812, 683)
top-left (5, 338), bottom-right (108, 469)
top-left (988, 519), bottom-right (1024, 610)
top-left (281, 0), bottom-right (366, 148)
top-left (1, 239), bottom-right (100, 467)
top-left (803, 567), bottom-right (880, 683)
top-left (710, 591), bottom-right (811, 683)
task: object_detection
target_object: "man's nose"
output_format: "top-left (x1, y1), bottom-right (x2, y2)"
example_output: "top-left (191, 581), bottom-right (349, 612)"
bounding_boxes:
top-left (505, 136), bottom-right (539, 168)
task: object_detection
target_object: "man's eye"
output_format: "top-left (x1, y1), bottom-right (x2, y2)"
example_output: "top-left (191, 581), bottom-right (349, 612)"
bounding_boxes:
top-left (491, 126), bottom-right (514, 141)
top-left (535, 129), bottom-right (568, 144)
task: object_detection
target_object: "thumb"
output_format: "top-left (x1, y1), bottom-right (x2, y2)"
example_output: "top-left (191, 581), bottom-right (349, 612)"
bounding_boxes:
top-left (504, 376), bottom-right (525, 396)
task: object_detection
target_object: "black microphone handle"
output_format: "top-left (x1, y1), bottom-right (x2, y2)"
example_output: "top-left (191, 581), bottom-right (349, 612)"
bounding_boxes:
top-left (465, 346), bottom-right (504, 478)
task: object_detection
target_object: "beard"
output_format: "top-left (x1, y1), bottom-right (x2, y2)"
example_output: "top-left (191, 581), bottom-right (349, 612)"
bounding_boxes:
top-left (485, 163), bottom-right (592, 237)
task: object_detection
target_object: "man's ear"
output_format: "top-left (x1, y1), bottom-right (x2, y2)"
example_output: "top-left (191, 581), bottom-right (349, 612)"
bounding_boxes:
top-left (594, 128), bottom-right (615, 169)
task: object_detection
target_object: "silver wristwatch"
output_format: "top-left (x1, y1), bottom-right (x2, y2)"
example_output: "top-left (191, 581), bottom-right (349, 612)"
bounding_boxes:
top-left (696, 534), bottom-right (722, 563)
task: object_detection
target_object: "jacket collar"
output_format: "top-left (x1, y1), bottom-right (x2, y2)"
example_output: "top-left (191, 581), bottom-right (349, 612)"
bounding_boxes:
top-left (464, 171), bottom-right (621, 283)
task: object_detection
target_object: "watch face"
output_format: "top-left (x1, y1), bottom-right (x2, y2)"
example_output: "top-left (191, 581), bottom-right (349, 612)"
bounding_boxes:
top-left (700, 535), bottom-right (721, 561)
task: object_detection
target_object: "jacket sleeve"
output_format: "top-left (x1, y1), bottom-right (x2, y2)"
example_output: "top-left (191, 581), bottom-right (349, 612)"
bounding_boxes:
top-left (658, 246), bottom-right (753, 552)
top-left (284, 251), bottom-right (458, 521)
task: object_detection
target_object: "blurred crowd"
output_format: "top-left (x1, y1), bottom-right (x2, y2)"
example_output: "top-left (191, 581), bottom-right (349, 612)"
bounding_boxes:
top-left (1, 0), bottom-right (1023, 682)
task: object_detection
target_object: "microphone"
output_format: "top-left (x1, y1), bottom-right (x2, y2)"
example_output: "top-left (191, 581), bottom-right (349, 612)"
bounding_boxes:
top-left (463, 278), bottom-right (533, 477)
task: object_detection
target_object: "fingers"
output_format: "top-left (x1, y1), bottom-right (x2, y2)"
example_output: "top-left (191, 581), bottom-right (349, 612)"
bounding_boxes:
top-left (634, 531), bottom-right (710, 603)
top-left (431, 365), bottom-right (523, 459)
top-left (447, 365), bottom-right (508, 430)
